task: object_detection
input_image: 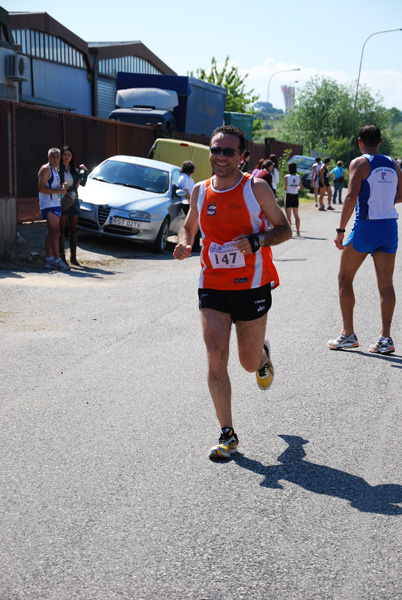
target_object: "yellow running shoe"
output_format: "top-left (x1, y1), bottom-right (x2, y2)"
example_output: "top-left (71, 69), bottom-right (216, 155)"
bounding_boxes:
top-left (256, 339), bottom-right (275, 390)
top-left (208, 427), bottom-right (239, 460)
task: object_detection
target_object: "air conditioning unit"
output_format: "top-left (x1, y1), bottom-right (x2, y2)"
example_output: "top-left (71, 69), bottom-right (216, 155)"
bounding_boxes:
top-left (6, 54), bottom-right (29, 81)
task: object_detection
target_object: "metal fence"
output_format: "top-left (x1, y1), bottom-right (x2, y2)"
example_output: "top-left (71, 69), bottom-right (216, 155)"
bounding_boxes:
top-left (6, 102), bottom-right (156, 221)
top-left (1, 100), bottom-right (302, 222)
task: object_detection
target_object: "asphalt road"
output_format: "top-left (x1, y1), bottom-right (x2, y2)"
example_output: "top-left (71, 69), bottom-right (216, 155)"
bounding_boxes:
top-left (1, 202), bottom-right (401, 600)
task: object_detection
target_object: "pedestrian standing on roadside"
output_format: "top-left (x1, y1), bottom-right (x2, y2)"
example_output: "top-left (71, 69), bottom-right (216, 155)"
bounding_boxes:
top-left (284, 161), bottom-right (303, 236)
top-left (251, 158), bottom-right (265, 177)
top-left (319, 157), bottom-right (333, 210)
top-left (328, 125), bottom-right (402, 354)
top-left (257, 160), bottom-right (275, 191)
top-left (331, 160), bottom-right (345, 205)
top-left (269, 154), bottom-right (280, 197)
top-left (239, 150), bottom-right (251, 172)
top-left (38, 147), bottom-right (70, 271)
top-left (58, 146), bottom-right (88, 266)
top-left (311, 157), bottom-right (322, 207)
top-left (173, 125), bottom-right (291, 460)
top-left (178, 160), bottom-right (201, 251)
top-left (178, 160), bottom-right (195, 215)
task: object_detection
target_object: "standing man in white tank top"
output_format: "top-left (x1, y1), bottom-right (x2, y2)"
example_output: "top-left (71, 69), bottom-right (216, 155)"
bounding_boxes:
top-left (38, 147), bottom-right (70, 270)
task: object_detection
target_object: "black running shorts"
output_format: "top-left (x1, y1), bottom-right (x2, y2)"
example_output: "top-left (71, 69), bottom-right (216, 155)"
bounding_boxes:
top-left (198, 283), bottom-right (272, 323)
top-left (285, 193), bottom-right (299, 208)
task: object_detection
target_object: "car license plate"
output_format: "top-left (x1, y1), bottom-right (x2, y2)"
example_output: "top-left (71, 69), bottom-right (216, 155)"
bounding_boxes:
top-left (111, 217), bottom-right (141, 229)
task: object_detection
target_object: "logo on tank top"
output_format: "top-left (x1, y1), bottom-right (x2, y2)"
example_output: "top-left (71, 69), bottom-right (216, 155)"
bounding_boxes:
top-left (234, 278), bottom-right (248, 284)
top-left (207, 204), bottom-right (217, 215)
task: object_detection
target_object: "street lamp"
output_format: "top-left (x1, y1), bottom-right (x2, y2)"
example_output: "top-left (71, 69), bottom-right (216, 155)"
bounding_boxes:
top-left (266, 68), bottom-right (300, 127)
top-left (348, 28), bottom-right (402, 163)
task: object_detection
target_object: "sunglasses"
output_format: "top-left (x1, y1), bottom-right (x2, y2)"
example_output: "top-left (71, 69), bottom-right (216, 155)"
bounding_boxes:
top-left (209, 146), bottom-right (240, 157)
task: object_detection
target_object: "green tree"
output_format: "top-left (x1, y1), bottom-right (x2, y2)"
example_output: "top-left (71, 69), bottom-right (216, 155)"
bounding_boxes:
top-left (282, 77), bottom-right (388, 162)
top-left (192, 56), bottom-right (259, 113)
top-left (385, 107), bottom-right (402, 130)
top-left (327, 136), bottom-right (351, 163)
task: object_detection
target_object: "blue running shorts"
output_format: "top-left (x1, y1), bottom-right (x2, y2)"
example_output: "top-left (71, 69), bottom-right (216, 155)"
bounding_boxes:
top-left (344, 219), bottom-right (398, 255)
top-left (41, 206), bottom-right (61, 219)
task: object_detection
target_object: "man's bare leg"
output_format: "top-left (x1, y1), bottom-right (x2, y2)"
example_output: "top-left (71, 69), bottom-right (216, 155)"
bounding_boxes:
top-left (338, 244), bottom-right (368, 336)
top-left (236, 313), bottom-right (268, 373)
top-left (319, 188), bottom-right (325, 209)
top-left (285, 207), bottom-right (292, 229)
top-left (46, 211), bottom-right (61, 259)
top-left (293, 207), bottom-right (300, 234)
top-left (372, 251), bottom-right (396, 338)
top-left (200, 308), bottom-right (233, 428)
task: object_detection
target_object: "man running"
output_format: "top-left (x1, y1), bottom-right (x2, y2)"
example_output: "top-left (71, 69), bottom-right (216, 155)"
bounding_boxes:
top-left (173, 125), bottom-right (291, 460)
top-left (328, 125), bottom-right (402, 354)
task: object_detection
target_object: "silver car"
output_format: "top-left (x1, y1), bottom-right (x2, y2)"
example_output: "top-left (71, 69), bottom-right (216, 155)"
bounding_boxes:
top-left (77, 155), bottom-right (187, 252)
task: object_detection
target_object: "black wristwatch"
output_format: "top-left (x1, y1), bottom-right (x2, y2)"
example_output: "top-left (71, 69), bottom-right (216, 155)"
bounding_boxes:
top-left (336, 228), bottom-right (346, 233)
top-left (247, 234), bottom-right (261, 253)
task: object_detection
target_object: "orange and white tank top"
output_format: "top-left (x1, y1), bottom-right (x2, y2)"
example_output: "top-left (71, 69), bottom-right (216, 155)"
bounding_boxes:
top-left (198, 173), bottom-right (279, 291)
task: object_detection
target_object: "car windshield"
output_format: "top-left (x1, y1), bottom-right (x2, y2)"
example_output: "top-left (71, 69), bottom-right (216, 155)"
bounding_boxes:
top-left (91, 160), bottom-right (170, 194)
top-left (293, 157), bottom-right (315, 170)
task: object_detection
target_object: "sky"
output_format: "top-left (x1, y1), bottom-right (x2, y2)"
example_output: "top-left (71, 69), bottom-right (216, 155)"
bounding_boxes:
top-left (4, 0), bottom-right (402, 112)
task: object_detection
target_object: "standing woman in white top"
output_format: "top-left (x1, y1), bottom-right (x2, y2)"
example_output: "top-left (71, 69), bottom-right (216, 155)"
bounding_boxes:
top-left (178, 160), bottom-right (201, 251)
top-left (177, 160), bottom-right (195, 215)
top-left (269, 154), bottom-right (280, 198)
top-left (284, 161), bottom-right (303, 236)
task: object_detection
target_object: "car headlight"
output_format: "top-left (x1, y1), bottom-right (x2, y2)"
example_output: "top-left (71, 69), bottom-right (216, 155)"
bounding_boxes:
top-left (129, 210), bottom-right (151, 219)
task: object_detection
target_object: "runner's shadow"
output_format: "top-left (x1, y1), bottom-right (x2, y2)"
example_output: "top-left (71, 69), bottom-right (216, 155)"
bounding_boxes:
top-left (336, 349), bottom-right (402, 368)
top-left (234, 435), bottom-right (402, 515)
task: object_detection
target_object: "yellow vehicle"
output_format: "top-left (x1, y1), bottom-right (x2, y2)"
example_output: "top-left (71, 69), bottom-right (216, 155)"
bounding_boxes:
top-left (148, 138), bottom-right (211, 183)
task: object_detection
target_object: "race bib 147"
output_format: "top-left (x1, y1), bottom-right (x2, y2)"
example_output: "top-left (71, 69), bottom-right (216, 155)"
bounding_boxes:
top-left (208, 241), bottom-right (245, 269)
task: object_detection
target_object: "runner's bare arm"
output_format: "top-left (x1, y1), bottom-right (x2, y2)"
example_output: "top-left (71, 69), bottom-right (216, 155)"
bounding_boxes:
top-left (392, 159), bottom-right (402, 204)
top-left (233, 178), bottom-right (291, 254)
top-left (253, 178), bottom-right (292, 244)
top-left (38, 165), bottom-right (51, 194)
top-left (173, 184), bottom-right (200, 260)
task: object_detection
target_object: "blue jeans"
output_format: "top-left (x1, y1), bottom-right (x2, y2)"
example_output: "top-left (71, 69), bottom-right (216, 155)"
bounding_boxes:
top-left (333, 181), bottom-right (343, 204)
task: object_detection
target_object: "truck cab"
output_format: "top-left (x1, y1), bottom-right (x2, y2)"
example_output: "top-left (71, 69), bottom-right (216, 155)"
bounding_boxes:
top-left (109, 87), bottom-right (178, 131)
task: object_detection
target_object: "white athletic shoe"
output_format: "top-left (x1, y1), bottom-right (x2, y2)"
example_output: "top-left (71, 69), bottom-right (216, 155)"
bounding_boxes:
top-left (53, 257), bottom-right (71, 271)
top-left (369, 337), bottom-right (395, 354)
top-left (327, 332), bottom-right (359, 350)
